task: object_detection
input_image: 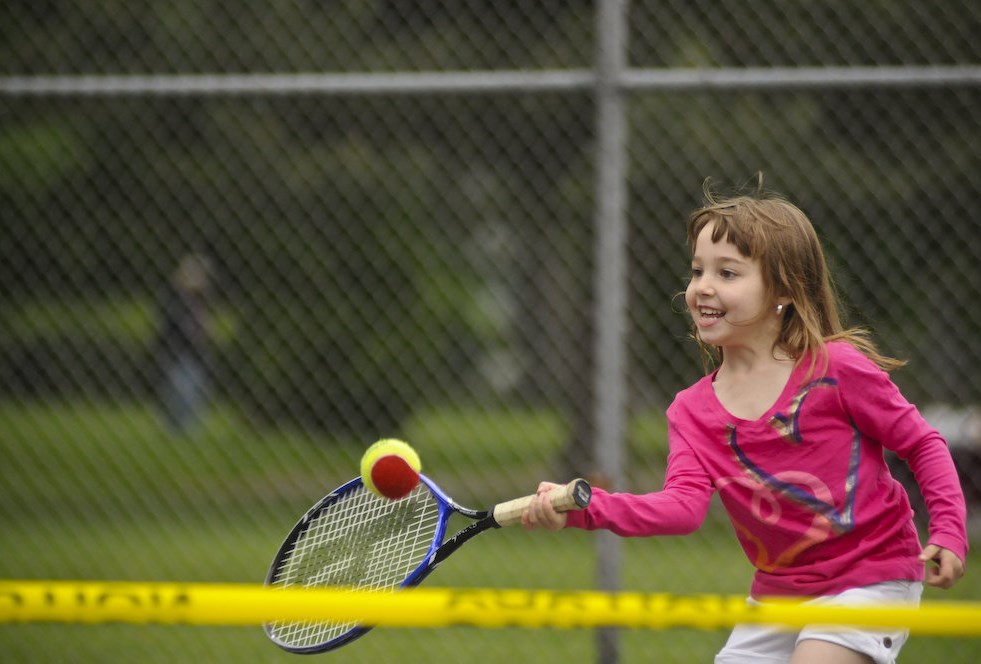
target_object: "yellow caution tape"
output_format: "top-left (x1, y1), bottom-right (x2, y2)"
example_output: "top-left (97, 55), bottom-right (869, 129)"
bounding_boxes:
top-left (0, 581), bottom-right (979, 635)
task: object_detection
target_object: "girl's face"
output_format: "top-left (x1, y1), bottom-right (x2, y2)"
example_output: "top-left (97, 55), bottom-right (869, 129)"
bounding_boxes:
top-left (685, 221), bottom-right (775, 351)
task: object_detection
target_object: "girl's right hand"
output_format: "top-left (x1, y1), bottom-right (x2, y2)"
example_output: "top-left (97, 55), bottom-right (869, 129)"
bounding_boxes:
top-left (521, 481), bottom-right (570, 531)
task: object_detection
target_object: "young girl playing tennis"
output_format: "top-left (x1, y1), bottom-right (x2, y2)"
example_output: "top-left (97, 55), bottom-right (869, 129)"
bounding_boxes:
top-left (523, 178), bottom-right (967, 664)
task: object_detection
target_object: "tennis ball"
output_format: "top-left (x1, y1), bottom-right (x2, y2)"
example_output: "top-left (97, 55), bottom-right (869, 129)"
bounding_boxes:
top-left (360, 438), bottom-right (421, 500)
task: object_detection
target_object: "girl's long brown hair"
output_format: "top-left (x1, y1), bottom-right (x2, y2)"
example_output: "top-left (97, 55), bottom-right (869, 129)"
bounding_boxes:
top-left (686, 175), bottom-right (904, 374)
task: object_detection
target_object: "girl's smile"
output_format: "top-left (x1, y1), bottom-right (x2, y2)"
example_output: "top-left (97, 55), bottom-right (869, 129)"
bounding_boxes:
top-left (695, 306), bottom-right (727, 327)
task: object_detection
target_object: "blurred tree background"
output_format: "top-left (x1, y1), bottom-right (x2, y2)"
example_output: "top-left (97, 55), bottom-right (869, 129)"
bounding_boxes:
top-left (2, 2), bottom-right (978, 448)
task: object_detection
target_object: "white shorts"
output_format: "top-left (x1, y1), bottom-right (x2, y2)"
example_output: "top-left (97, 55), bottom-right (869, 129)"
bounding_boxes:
top-left (715, 580), bottom-right (923, 664)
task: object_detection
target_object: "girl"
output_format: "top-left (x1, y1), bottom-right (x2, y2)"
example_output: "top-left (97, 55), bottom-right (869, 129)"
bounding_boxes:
top-left (523, 178), bottom-right (967, 663)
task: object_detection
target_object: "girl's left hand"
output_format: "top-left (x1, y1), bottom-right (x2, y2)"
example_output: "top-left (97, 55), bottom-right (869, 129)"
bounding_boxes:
top-left (919, 544), bottom-right (965, 589)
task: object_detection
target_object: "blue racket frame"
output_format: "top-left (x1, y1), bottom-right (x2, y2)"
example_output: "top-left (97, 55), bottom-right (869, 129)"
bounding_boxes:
top-left (264, 474), bottom-right (495, 654)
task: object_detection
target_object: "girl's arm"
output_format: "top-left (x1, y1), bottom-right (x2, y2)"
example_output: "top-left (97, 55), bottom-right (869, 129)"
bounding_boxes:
top-left (838, 344), bottom-right (969, 571)
top-left (528, 426), bottom-right (714, 537)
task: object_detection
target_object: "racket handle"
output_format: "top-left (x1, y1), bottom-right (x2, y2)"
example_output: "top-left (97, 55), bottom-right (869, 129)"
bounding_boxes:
top-left (492, 478), bottom-right (591, 527)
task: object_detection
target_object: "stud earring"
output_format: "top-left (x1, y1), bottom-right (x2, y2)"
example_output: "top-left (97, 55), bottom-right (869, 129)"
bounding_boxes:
top-left (776, 303), bottom-right (785, 315)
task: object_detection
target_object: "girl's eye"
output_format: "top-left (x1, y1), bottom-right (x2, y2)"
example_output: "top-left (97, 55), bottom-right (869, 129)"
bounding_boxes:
top-left (690, 267), bottom-right (703, 277)
top-left (720, 269), bottom-right (737, 279)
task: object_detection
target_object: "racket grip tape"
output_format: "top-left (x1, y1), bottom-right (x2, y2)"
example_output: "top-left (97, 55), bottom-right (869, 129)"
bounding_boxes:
top-left (491, 478), bottom-right (591, 527)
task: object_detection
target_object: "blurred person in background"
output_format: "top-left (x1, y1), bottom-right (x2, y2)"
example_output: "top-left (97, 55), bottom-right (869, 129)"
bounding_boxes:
top-left (155, 253), bottom-right (214, 434)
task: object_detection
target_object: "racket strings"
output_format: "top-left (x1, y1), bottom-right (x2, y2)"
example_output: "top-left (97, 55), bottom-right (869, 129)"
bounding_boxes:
top-left (267, 483), bottom-right (441, 648)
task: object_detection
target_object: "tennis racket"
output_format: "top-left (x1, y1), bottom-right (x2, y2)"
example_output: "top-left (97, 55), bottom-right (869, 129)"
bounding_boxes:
top-left (264, 474), bottom-right (591, 653)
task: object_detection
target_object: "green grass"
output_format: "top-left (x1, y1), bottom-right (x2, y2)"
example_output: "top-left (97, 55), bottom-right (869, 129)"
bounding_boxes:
top-left (0, 399), bottom-right (978, 662)
top-left (404, 405), bottom-right (568, 470)
top-left (6, 295), bottom-right (239, 346)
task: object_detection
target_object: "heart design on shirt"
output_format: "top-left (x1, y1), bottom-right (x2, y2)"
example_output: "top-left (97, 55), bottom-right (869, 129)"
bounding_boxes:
top-left (722, 415), bottom-right (862, 572)
top-left (770, 378), bottom-right (837, 445)
top-left (728, 421), bottom-right (860, 534)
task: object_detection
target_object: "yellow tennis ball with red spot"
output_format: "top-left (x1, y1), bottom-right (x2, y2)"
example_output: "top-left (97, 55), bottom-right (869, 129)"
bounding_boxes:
top-left (360, 438), bottom-right (421, 500)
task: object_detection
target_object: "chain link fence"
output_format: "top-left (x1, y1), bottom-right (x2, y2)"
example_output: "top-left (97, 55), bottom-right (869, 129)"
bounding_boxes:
top-left (1, 2), bottom-right (979, 662)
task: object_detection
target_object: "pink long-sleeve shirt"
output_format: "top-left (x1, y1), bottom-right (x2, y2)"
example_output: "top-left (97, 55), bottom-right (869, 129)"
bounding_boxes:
top-left (567, 341), bottom-right (968, 597)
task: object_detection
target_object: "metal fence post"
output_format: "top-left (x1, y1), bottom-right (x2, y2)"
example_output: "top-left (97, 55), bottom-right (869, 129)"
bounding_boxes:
top-left (592, 1), bottom-right (629, 662)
